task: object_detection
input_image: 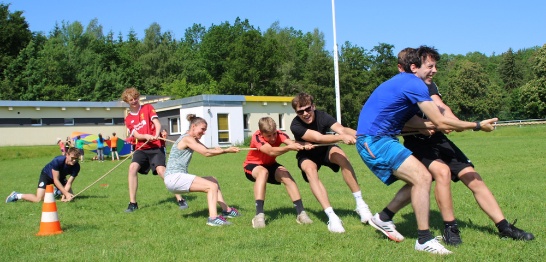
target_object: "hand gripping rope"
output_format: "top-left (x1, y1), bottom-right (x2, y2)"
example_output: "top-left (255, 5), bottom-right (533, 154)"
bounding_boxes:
top-left (73, 139), bottom-right (151, 198)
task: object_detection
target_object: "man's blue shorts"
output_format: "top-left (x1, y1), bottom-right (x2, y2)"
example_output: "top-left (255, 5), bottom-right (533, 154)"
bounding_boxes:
top-left (356, 135), bottom-right (412, 185)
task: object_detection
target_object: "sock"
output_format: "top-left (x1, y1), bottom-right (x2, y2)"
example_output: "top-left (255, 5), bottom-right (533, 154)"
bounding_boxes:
top-left (352, 191), bottom-right (366, 207)
top-left (444, 219), bottom-right (458, 228)
top-left (417, 229), bottom-right (434, 244)
top-left (324, 207), bottom-right (338, 220)
top-left (255, 200), bottom-right (264, 215)
top-left (495, 219), bottom-right (510, 232)
top-left (379, 208), bottom-right (395, 221)
top-left (16, 194), bottom-right (23, 200)
top-left (293, 199), bottom-right (304, 215)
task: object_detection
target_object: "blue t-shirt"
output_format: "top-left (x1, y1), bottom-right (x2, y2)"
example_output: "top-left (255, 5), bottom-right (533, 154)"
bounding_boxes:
top-left (356, 73), bottom-right (432, 136)
top-left (41, 155), bottom-right (80, 181)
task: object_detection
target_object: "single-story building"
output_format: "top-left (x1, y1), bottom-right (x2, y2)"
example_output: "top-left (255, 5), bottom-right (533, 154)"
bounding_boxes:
top-left (0, 95), bottom-right (298, 147)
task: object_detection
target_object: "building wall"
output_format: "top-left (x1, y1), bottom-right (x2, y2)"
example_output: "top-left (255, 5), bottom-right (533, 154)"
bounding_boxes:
top-left (242, 101), bottom-right (297, 139)
top-left (0, 104), bottom-right (127, 146)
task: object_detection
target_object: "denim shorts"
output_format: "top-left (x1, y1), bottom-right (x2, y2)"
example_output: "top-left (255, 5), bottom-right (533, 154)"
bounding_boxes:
top-left (356, 135), bottom-right (412, 185)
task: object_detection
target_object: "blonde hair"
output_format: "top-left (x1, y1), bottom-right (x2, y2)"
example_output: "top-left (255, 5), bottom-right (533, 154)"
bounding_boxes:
top-left (258, 117), bottom-right (277, 134)
top-left (121, 87), bottom-right (140, 103)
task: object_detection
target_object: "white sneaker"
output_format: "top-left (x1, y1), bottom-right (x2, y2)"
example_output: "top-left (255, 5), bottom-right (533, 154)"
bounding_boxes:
top-left (355, 203), bottom-right (373, 223)
top-left (327, 217), bottom-right (345, 233)
top-left (252, 213), bottom-right (266, 229)
top-left (415, 238), bottom-right (452, 255)
top-left (369, 213), bottom-right (405, 242)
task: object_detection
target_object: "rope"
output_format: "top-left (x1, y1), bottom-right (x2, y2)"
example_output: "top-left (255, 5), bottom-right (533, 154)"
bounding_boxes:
top-left (74, 140), bottom-right (149, 197)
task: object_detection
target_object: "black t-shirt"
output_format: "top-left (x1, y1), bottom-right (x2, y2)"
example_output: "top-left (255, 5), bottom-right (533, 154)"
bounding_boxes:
top-left (404, 82), bottom-right (448, 145)
top-left (290, 109), bottom-right (337, 158)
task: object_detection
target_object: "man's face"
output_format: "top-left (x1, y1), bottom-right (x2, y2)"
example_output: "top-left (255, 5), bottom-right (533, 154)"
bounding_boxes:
top-left (295, 104), bottom-right (315, 124)
top-left (412, 56), bottom-right (437, 84)
top-left (65, 153), bottom-right (78, 166)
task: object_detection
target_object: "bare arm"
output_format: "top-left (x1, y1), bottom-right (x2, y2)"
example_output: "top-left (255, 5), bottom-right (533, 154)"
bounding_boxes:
top-left (418, 101), bottom-right (497, 132)
top-left (180, 135), bottom-right (239, 156)
top-left (53, 170), bottom-right (74, 202)
top-left (259, 139), bottom-right (303, 157)
top-left (301, 122), bottom-right (356, 145)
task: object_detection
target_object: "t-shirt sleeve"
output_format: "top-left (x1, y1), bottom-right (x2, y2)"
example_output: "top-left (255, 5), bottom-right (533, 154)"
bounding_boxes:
top-left (427, 82), bottom-right (441, 97)
top-left (405, 79), bottom-right (433, 104)
top-left (290, 118), bottom-right (306, 141)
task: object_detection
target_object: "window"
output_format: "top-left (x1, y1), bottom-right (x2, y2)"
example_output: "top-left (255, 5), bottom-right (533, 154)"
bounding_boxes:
top-left (31, 118), bottom-right (42, 126)
top-left (169, 117), bottom-right (180, 134)
top-left (278, 114), bottom-right (285, 130)
top-left (103, 118), bottom-right (114, 125)
top-left (217, 114), bottom-right (229, 143)
top-left (64, 118), bottom-right (74, 125)
top-left (243, 114), bottom-right (250, 130)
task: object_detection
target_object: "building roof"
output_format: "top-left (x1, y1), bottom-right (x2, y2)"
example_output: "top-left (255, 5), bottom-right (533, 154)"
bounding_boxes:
top-left (0, 100), bottom-right (127, 108)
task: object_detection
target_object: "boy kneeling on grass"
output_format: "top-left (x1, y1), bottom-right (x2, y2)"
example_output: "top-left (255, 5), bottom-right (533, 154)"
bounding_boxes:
top-left (6, 147), bottom-right (81, 203)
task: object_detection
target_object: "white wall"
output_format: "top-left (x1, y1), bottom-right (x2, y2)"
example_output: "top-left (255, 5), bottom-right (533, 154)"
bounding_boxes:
top-left (179, 106), bottom-right (244, 148)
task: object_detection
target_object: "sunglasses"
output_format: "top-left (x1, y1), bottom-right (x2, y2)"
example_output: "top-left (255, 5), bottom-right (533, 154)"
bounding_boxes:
top-left (296, 106), bottom-right (313, 115)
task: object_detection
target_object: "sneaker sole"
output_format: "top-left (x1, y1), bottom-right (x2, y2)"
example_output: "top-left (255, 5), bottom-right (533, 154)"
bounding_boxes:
top-left (369, 219), bottom-right (404, 242)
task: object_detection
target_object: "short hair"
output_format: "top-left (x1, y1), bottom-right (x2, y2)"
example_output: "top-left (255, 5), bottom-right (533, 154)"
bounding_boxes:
top-left (121, 87), bottom-right (140, 103)
top-left (291, 92), bottom-right (314, 110)
top-left (410, 45), bottom-right (440, 69)
top-left (186, 114), bottom-right (207, 127)
top-left (67, 147), bottom-right (81, 158)
top-left (258, 117), bottom-right (277, 134)
top-left (398, 47), bottom-right (416, 73)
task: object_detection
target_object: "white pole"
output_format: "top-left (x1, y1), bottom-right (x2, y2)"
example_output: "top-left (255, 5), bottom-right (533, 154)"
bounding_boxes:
top-left (331, 0), bottom-right (342, 123)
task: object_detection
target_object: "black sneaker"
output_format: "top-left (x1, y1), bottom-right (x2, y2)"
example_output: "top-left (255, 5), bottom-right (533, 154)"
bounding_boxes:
top-left (499, 219), bottom-right (535, 240)
top-left (443, 225), bottom-right (463, 246)
top-left (178, 199), bottom-right (189, 210)
top-left (125, 202), bottom-right (138, 213)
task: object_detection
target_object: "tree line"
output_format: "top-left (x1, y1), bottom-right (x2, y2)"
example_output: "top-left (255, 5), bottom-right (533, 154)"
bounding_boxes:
top-left (1, 4), bottom-right (545, 128)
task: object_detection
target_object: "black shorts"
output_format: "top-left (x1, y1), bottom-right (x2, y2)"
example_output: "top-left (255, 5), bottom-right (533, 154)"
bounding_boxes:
top-left (296, 145), bottom-right (340, 183)
top-left (244, 163), bottom-right (283, 185)
top-left (111, 147), bottom-right (117, 152)
top-left (406, 139), bottom-right (473, 182)
top-left (37, 172), bottom-right (66, 189)
top-left (78, 148), bottom-right (84, 156)
top-left (132, 148), bottom-right (166, 175)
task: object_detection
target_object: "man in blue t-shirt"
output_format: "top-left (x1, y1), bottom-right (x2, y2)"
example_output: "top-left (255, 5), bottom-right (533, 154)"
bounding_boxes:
top-left (6, 147), bottom-right (81, 203)
top-left (355, 46), bottom-right (498, 255)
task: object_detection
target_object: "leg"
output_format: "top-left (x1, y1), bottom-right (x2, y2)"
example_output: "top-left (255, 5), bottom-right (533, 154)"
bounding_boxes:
top-left (393, 155), bottom-right (432, 231)
top-left (251, 166), bottom-right (269, 203)
top-left (128, 162), bottom-right (140, 203)
top-left (300, 160), bottom-right (331, 209)
top-left (328, 147), bottom-right (360, 193)
top-left (428, 160), bottom-right (456, 222)
top-left (20, 188), bottom-right (46, 203)
top-left (275, 167), bottom-right (300, 202)
top-left (458, 167), bottom-right (505, 223)
top-left (189, 176), bottom-right (219, 218)
top-left (156, 166), bottom-right (185, 203)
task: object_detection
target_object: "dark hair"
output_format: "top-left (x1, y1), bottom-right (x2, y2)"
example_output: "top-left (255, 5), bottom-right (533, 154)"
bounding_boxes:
top-left (98, 133), bottom-right (104, 143)
top-left (409, 45), bottom-right (440, 69)
top-left (398, 47), bottom-right (416, 73)
top-left (291, 92), bottom-right (314, 110)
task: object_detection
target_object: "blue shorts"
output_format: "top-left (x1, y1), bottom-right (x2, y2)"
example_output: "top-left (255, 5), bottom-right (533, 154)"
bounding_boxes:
top-left (356, 135), bottom-right (412, 185)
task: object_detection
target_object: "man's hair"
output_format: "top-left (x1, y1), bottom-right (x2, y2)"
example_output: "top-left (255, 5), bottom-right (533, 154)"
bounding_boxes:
top-left (67, 147), bottom-right (81, 158)
top-left (258, 117), bottom-right (277, 134)
top-left (291, 92), bottom-right (314, 110)
top-left (121, 87), bottom-right (140, 103)
top-left (398, 47), bottom-right (416, 73)
top-left (408, 45), bottom-right (440, 70)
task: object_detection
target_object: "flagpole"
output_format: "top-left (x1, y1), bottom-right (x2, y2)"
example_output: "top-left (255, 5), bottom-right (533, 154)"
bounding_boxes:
top-left (331, 0), bottom-right (342, 124)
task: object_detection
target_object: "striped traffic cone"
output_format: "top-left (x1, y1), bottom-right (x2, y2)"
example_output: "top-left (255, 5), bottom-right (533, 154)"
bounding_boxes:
top-left (36, 184), bottom-right (63, 236)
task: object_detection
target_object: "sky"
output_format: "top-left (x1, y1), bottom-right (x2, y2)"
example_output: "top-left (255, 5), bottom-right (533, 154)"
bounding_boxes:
top-left (7, 0), bottom-right (546, 56)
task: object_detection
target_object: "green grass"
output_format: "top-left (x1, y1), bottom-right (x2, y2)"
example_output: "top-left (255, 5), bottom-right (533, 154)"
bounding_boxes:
top-left (1, 126), bottom-right (545, 261)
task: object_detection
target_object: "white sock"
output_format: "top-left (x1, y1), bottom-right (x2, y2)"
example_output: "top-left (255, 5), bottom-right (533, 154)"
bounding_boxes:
top-left (324, 207), bottom-right (338, 220)
top-left (352, 191), bottom-right (366, 207)
top-left (16, 194), bottom-right (23, 199)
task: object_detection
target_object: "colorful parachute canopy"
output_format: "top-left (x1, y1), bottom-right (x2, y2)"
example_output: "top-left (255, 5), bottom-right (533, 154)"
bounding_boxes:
top-left (70, 131), bottom-right (132, 156)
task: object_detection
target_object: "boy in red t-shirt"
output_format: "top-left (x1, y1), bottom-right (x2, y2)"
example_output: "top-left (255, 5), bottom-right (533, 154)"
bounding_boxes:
top-left (122, 87), bottom-right (188, 212)
top-left (243, 117), bottom-right (313, 228)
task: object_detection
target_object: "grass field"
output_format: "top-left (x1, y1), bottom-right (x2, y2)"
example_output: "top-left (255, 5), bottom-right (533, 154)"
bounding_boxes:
top-left (1, 126), bottom-right (544, 261)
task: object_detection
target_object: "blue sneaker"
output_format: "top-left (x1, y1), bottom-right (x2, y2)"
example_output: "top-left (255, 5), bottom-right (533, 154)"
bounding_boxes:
top-left (222, 207), bottom-right (241, 218)
top-left (207, 216), bottom-right (232, 226)
top-left (125, 202), bottom-right (138, 213)
top-left (5, 191), bottom-right (18, 203)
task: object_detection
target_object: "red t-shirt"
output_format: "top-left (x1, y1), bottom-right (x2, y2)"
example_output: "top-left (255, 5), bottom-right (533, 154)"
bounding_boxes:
top-left (124, 104), bottom-right (161, 150)
top-left (243, 130), bottom-right (290, 166)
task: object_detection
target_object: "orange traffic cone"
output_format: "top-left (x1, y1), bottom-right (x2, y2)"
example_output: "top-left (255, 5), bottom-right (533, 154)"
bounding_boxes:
top-left (36, 184), bottom-right (63, 236)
